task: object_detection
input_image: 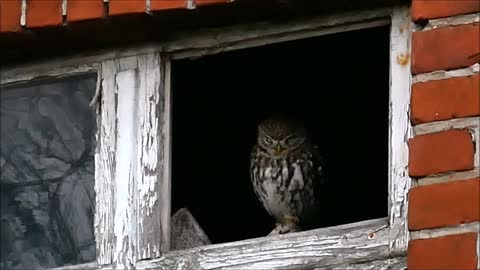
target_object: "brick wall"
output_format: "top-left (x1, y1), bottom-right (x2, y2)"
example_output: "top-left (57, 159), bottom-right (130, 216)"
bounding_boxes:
top-left (408, 1), bottom-right (480, 269)
top-left (0, 0), bottom-right (232, 33)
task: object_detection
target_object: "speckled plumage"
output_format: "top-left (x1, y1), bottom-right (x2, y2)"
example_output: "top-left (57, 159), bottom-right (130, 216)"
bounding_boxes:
top-left (250, 116), bottom-right (324, 234)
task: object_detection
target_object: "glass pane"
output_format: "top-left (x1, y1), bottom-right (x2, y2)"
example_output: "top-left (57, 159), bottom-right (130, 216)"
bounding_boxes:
top-left (0, 74), bottom-right (97, 269)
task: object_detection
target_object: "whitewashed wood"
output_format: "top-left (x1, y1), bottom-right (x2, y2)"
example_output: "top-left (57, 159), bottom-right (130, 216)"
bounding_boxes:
top-left (135, 53), bottom-right (168, 258)
top-left (410, 222), bottom-right (480, 240)
top-left (412, 63), bottom-right (479, 84)
top-left (387, 5), bottom-right (413, 255)
top-left (95, 53), bottom-right (167, 268)
top-left (113, 69), bottom-right (139, 269)
top-left (89, 67), bottom-right (103, 107)
top-left (95, 60), bottom-right (118, 265)
top-left (419, 13), bottom-right (480, 31)
top-left (416, 168), bottom-right (480, 186)
top-left (136, 218), bottom-right (393, 270)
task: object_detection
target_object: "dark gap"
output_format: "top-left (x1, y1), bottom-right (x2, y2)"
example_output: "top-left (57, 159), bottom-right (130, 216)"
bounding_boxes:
top-left (171, 25), bottom-right (390, 245)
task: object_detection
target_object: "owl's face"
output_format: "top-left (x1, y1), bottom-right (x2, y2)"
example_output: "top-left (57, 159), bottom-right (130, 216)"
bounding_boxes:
top-left (257, 117), bottom-right (307, 157)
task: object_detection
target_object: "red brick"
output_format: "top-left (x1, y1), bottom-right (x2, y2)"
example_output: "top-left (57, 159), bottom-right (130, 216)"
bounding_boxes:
top-left (26, 0), bottom-right (63, 28)
top-left (408, 129), bottom-right (474, 177)
top-left (408, 178), bottom-right (480, 230)
top-left (151, 0), bottom-right (186, 11)
top-left (109, 0), bottom-right (145, 16)
top-left (412, 0), bottom-right (480, 21)
top-left (196, 0), bottom-right (230, 6)
top-left (0, 0), bottom-right (22, 32)
top-left (67, 0), bottom-right (105, 22)
top-left (408, 233), bottom-right (478, 270)
top-left (411, 75), bottom-right (480, 125)
top-left (412, 23), bottom-right (480, 74)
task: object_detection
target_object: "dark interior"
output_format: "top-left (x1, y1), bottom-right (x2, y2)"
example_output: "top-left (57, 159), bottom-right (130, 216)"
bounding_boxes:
top-left (171, 25), bottom-right (391, 245)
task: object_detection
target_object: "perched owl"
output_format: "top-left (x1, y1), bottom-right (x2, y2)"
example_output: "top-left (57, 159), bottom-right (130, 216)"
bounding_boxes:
top-left (250, 116), bottom-right (324, 235)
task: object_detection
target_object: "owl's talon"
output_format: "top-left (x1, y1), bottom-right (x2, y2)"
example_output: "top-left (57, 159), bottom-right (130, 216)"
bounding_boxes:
top-left (284, 215), bottom-right (299, 224)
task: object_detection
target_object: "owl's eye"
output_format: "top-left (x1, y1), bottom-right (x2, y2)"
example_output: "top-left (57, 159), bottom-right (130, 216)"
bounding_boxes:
top-left (264, 136), bottom-right (274, 144)
top-left (286, 136), bottom-right (301, 145)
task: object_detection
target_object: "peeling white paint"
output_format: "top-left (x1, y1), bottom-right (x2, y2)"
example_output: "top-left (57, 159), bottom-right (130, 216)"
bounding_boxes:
top-left (94, 53), bottom-right (167, 268)
top-left (113, 69), bottom-right (138, 269)
top-left (388, 6), bottom-right (412, 254)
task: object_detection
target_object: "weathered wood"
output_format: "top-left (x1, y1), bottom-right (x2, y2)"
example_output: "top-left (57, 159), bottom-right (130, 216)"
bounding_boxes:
top-left (95, 53), bottom-right (168, 268)
top-left (113, 69), bottom-right (139, 269)
top-left (170, 208), bottom-right (212, 251)
top-left (135, 53), bottom-right (168, 258)
top-left (387, 5), bottom-right (412, 255)
top-left (136, 218), bottom-right (393, 270)
top-left (94, 60), bottom-right (118, 265)
top-left (328, 256), bottom-right (406, 270)
top-left (161, 57), bottom-right (173, 253)
top-left (50, 251), bottom-right (407, 270)
top-left (165, 8), bottom-right (391, 59)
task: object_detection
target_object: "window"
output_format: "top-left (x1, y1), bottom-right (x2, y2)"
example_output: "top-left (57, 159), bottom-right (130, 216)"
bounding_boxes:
top-left (171, 25), bottom-right (391, 244)
top-left (0, 74), bottom-right (98, 269)
top-left (0, 5), bottom-right (412, 270)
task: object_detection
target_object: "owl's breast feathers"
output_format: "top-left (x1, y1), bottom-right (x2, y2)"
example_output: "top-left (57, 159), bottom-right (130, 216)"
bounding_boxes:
top-left (250, 143), bottom-right (324, 223)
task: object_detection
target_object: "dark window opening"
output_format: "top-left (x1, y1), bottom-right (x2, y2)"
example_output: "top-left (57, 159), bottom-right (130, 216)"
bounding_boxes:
top-left (171, 25), bottom-right (390, 246)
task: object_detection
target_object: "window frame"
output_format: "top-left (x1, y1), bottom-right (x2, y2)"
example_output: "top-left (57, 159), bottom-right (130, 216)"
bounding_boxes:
top-left (0, 5), bottom-right (412, 270)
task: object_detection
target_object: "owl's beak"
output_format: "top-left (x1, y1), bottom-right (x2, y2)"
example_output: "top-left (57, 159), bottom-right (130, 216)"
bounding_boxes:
top-left (274, 144), bottom-right (284, 155)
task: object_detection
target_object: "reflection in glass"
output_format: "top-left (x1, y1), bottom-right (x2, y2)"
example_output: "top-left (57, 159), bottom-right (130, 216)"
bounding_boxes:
top-left (0, 74), bottom-right (97, 269)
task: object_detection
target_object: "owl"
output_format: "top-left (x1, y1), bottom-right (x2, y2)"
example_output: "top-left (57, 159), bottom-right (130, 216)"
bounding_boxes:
top-left (250, 116), bottom-right (324, 235)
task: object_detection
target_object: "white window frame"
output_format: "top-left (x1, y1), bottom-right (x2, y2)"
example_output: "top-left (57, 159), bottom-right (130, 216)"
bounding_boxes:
top-left (0, 5), bottom-right (412, 270)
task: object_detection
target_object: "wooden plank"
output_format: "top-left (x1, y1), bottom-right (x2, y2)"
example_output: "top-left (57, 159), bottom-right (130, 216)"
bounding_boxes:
top-left (95, 53), bottom-right (168, 268)
top-left (135, 218), bottom-right (393, 270)
top-left (328, 256), bottom-right (406, 270)
top-left (161, 56), bottom-right (172, 253)
top-left (94, 60), bottom-right (118, 265)
top-left (50, 254), bottom-right (407, 270)
top-left (135, 53), bottom-right (168, 259)
top-left (388, 5), bottom-right (413, 255)
top-left (113, 68), bottom-right (139, 269)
